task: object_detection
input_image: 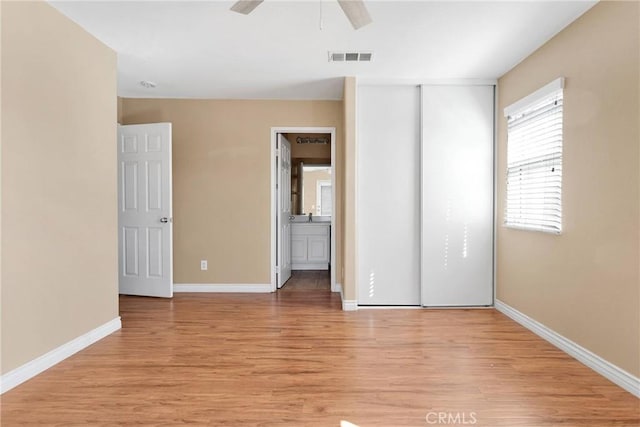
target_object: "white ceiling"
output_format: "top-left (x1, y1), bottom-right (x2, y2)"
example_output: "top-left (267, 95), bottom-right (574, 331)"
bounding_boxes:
top-left (50, 1), bottom-right (597, 100)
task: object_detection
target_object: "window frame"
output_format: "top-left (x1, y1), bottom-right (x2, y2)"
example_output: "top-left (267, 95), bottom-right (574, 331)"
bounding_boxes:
top-left (503, 77), bottom-right (565, 234)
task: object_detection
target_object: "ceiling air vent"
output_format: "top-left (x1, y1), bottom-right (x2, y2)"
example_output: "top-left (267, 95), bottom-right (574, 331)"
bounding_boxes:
top-left (139, 80), bottom-right (157, 89)
top-left (328, 51), bottom-right (373, 62)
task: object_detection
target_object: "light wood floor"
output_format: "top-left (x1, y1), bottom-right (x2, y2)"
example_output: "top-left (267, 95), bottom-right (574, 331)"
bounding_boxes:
top-left (2, 286), bottom-right (638, 426)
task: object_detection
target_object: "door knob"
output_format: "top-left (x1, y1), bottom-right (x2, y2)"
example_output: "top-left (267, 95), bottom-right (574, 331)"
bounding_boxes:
top-left (160, 217), bottom-right (170, 223)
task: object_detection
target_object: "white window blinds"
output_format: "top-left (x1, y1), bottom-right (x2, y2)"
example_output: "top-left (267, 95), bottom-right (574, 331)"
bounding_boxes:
top-left (504, 78), bottom-right (564, 234)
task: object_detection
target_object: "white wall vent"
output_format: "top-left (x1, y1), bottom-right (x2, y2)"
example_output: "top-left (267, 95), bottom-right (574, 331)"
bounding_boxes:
top-left (328, 51), bottom-right (373, 62)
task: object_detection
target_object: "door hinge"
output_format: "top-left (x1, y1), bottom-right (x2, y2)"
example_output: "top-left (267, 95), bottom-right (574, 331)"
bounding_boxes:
top-left (275, 266), bottom-right (281, 274)
top-left (275, 148), bottom-right (281, 155)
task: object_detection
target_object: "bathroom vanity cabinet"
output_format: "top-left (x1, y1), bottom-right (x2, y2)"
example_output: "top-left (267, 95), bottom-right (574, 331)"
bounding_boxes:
top-left (291, 223), bottom-right (330, 270)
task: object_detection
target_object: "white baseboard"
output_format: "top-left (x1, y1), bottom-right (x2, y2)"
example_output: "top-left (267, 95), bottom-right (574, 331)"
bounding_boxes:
top-left (174, 283), bottom-right (273, 293)
top-left (495, 300), bottom-right (640, 398)
top-left (332, 282), bottom-right (342, 293)
top-left (342, 300), bottom-right (358, 311)
top-left (337, 284), bottom-right (353, 311)
top-left (0, 317), bottom-right (122, 394)
top-left (338, 283), bottom-right (357, 311)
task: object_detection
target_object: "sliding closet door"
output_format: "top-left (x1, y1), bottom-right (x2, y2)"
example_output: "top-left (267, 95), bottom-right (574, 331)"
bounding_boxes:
top-left (421, 85), bottom-right (494, 307)
top-left (357, 86), bottom-right (421, 305)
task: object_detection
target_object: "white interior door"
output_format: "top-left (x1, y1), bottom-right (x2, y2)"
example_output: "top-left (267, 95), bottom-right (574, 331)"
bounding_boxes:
top-left (118, 123), bottom-right (173, 298)
top-left (357, 85), bottom-right (422, 305)
top-left (277, 134), bottom-right (292, 288)
top-left (421, 85), bottom-right (494, 306)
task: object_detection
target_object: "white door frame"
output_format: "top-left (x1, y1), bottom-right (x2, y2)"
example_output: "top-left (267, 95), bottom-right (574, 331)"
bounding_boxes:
top-left (270, 127), bottom-right (337, 293)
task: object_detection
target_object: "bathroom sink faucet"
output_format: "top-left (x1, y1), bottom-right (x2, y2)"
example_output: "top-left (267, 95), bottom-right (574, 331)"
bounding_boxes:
top-left (308, 212), bottom-right (313, 222)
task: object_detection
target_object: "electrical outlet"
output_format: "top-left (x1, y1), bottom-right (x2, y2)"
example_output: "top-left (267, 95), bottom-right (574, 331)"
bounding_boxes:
top-left (200, 260), bottom-right (208, 271)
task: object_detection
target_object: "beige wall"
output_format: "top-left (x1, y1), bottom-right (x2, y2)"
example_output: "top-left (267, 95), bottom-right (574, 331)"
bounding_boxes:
top-left (342, 77), bottom-right (357, 300)
top-left (117, 96), bottom-right (124, 124)
top-left (1, 1), bottom-right (118, 373)
top-left (497, 1), bottom-right (639, 376)
top-left (120, 99), bottom-right (343, 285)
top-left (0, 0), bottom-right (3, 369)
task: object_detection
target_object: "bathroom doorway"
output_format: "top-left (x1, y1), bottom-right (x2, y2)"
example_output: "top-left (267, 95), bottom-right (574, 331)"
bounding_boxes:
top-left (270, 127), bottom-right (336, 293)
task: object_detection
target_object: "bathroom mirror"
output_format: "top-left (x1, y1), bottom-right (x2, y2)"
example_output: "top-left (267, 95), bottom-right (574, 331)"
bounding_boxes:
top-left (291, 160), bottom-right (332, 215)
top-left (285, 132), bottom-right (333, 216)
top-left (300, 164), bottom-right (331, 216)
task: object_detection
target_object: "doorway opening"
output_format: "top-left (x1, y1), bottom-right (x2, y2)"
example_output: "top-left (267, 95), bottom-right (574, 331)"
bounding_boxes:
top-left (270, 127), bottom-right (336, 294)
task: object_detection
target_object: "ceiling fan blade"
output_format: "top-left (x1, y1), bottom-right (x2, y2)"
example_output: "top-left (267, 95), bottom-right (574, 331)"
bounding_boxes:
top-left (230, 0), bottom-right (264, 15)
top-left (337, 0), bottom-right (372, 30)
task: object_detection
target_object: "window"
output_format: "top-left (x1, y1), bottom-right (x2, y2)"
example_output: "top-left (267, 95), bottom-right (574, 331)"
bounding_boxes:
top-left (316, 181), bottom-right (332, 215)
top-left (504, 78), bottom-right (564, 234)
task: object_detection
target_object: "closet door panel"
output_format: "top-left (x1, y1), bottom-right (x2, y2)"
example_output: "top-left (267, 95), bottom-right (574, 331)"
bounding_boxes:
top-left (357, 85), bottom-right (421, 305)
top-left (421, 85), bottom-right (494, 306)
